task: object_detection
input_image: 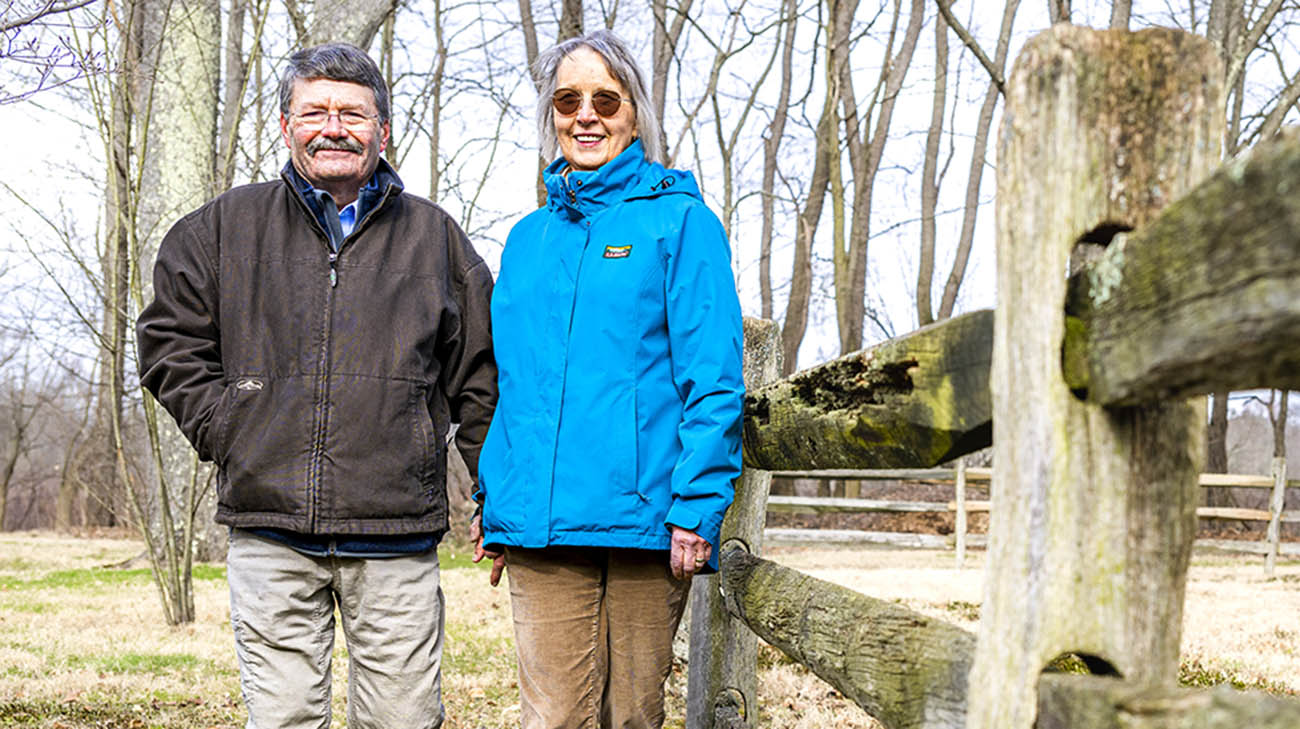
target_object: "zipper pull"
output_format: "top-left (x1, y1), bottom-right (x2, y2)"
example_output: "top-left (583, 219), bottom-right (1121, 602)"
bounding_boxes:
top-left (329, 252), bottom-right (339, 287)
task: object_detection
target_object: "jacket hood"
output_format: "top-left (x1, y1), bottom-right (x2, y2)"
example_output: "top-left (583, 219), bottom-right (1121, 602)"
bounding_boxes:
top-left (542, 139), bottom-right (702, 215)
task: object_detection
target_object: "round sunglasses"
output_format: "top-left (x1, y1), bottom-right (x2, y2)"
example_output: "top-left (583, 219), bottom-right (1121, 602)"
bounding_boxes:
top-left (552, 89), bottom-right (634, 118)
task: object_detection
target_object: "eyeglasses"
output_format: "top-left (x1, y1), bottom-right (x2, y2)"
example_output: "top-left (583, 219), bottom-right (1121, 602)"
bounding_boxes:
top-left (290, 109), bottom-right (379, 130)
top-left (551, 89), bottom-right (634, 118)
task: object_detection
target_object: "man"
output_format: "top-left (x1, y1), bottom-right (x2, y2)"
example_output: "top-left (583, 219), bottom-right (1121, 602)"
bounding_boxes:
top-left (137, 43), bottom-right (495, 729)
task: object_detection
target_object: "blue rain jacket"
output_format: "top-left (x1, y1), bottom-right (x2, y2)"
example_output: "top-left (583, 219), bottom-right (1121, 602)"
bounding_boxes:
top-left (478, 140), bottom-right (744, 565)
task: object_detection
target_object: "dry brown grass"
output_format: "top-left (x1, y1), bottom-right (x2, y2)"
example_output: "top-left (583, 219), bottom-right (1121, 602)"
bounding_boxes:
top-left (1, 534), bottom-right (1296, 728)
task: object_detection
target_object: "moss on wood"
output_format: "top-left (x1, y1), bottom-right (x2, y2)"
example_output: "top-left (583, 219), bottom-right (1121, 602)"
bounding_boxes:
top-left (742, 310), bottom-right (992, 471)
top-left (1065, 128), bottom-right (1300, 405)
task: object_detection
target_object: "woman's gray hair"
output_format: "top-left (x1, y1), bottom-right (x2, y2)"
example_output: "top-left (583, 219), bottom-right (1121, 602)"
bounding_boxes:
top-left (279, 42), bottom-right (391, 124)
top-left (533, 30), bottom-right (664, 165)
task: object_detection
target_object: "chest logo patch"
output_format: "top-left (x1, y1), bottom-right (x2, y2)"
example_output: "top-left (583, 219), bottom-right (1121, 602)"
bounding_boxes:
top-left (603, 245), bottom-right (632, 259)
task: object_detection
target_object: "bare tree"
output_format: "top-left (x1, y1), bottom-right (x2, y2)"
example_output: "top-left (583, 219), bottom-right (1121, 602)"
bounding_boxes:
top-left (916, 8), bottom-right (947, 327)
top-left (832, 0), bottom-right (924, 353)
top-left (0, 0), bottom-right (102, 103)
top-left (758, 0), bottom-right (797, 320)
top-left (1048, 0), bottom-right (1069, 25)
top-left (517, 0), bottom-right (586, 205)
top-left (0, 350), bottom-right (48, 530)
top-left (1109, 0), bottom-right (1131, 29)
top-left (781, 6), bottom-right (835, 374)
top-left (937, 0), bottom-right (1019, 321)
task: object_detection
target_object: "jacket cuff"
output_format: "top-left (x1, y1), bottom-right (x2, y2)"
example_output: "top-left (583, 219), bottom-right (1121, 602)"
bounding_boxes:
top-left (664, 501), bottom-right (702, 531)
top-left (666, 502), bottom-right (725, 546)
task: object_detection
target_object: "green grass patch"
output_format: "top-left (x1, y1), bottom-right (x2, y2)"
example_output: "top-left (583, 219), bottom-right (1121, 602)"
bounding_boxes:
top-left (438, 544), bottom-right (493, 572)
top-left (192, 564), bottom-right (225, 581)
top-left (91, 651), bottom-right (203, 675)
top-left (1179, 656), bottom-right (1299, 696)
top-left (0, 599), bottom-right (49, 614)
top-left (943, 600), bottom-right (980, 622)
top-left (0, 564), bottom-right (225, 592)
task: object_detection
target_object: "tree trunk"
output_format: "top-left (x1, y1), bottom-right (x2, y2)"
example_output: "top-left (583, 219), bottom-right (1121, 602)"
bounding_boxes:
top-left (758, 0), bottom-right (796, 320)
top-left (651, 0), bottom-right (692, 163)
top-left (1274, 390), bottom-right (1289, 458)
top-left (427, 0), bottom-right (446, 200)
top-left (1108, 0), bottom-right (1130, 29)
top-left (937, 0), bottom-right (1020, 320)
top-left (1205, 391), bottom-right (1232, 509)
top-left (216, 0), bottom-right (246, 192)
top-left (917, 11), bottom-right (947, 327)
top-left (836, 0), bottom-right (924, 353)
top-left (306, 0), bottom-right (394, 48)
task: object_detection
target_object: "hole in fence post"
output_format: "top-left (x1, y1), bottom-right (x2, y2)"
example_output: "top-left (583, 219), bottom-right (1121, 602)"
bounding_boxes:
top-left (1064, 223), bottom-right (1136, 402)
top-left (721, 538), bottom-right (751, 555)
top-left (1043, 652), bottom-right (1121, 678)
top-left (1068, 222), bottom-right (1133, 276)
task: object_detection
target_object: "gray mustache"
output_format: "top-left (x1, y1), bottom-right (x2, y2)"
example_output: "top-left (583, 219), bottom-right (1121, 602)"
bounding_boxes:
top-left (307, 136), bottom-right (365, 155)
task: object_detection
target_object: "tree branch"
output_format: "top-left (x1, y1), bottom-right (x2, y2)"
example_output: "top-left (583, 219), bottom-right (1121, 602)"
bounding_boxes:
top-left (935, 0), bottom-right (1004, 95)
top-left (0, 0), bottom-right (97, 35)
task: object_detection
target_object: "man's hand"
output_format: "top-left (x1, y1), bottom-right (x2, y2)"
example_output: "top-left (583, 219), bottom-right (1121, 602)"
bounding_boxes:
top-left (470, 512), bottom-right (505, 586)
top-left (669, 525), bottom-right (712, 581)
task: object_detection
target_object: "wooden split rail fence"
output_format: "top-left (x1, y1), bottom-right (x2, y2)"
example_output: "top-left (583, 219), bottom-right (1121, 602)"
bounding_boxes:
top-left (763, 463), bottom-right (1300, 569)
top-left (685, 25), bottom-right (1300, 729)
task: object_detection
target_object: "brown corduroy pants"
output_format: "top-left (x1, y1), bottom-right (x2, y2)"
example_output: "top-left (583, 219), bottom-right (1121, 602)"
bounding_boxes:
top-left (506, 546), bottom-right (690, 729)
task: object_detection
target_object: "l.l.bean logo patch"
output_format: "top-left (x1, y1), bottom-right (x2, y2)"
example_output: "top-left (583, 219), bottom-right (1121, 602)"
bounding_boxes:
top-left (603, 244), bottom-right (632, 259)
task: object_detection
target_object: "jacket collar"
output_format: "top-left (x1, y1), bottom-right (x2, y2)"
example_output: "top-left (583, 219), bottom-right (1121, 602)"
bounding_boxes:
top-left (282, 157), bottom-right (405, 236)
top-left (544, 139), bottom-right (692, 215)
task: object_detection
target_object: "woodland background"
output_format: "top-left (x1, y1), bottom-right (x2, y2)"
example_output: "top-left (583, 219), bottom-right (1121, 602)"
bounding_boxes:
top-left (0, 0), bottom-right (1297, 624)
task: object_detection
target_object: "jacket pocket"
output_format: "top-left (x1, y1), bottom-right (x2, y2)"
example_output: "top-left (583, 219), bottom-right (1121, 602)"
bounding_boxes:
top-left (217, 375), bottom-right (314, 516)
top-left (317, 376), bottom-right (445, 523)
top-left (210, 377), bottom-right (263, 466)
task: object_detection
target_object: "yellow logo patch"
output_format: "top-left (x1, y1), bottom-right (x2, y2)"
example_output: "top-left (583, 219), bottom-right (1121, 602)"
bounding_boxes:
top-left (603, 245), bottom-right (632, 259)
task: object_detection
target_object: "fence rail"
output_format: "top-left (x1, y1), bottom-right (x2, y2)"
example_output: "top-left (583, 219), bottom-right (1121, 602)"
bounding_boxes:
top-left (764, 464), bottom-right (1299, 566)
top-left (686, 27), bottom-right (1300, 729)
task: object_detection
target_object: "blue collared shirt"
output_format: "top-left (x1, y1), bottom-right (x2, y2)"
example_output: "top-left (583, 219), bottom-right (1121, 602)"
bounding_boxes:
top-left (288, 166), bottom-right (382, 250)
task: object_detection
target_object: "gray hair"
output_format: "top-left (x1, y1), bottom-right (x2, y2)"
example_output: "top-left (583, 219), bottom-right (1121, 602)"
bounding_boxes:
top-left (279, 43), bottom-right (390, 124)
top-left (533, 30), bottom-right (664, 165)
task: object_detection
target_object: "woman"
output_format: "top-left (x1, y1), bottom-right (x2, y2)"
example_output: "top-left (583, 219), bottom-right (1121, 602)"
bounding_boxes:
top-left (470, 29), bottom-right (745, 729)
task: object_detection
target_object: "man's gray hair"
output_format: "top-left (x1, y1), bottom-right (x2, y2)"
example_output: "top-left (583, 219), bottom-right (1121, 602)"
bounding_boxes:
top-left (279, 42), bottom-right (390, 123)
top-left (533, 30), bottom-right (664, 165)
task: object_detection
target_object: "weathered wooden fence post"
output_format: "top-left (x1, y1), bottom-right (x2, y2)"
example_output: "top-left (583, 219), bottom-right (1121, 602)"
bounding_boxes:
top-left (967, 26), bottom-right (1224, 729)
top-left (687, 317), bottom-right (781, 729)
top-left (1265, 456), bottom-right (1287, 576)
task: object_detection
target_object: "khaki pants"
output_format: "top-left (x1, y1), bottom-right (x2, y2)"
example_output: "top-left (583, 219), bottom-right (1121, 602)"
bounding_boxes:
top-left (226, 529), bottom-right (445, 729)
top-left (506, 546), bottom-right (690, 729)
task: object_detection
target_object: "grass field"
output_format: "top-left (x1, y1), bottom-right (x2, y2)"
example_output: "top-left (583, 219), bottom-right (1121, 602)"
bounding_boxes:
top-left (1, 532), bottom-right (1296, 728)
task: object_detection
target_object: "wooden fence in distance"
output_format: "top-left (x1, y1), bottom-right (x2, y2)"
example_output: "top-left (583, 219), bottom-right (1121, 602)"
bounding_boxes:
top-left (685, 25), bottom-right (1300, 729)
top-left (765, 462), bottom-right (1300, 571)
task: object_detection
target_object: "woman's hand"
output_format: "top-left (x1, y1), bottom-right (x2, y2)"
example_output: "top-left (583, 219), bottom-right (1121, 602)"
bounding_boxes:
top-left (470, 513), bottom-right (506, 586)
top-left (669, 525), bottom-right (712, 581)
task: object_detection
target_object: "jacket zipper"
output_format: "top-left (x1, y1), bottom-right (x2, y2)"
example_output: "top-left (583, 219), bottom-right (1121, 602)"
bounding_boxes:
top-left (307, 260), bottom-right (335, 531)
top-left (295, 181), bottom-right (400, 531)
top-left (547, 202), bottom-right (595, 537)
